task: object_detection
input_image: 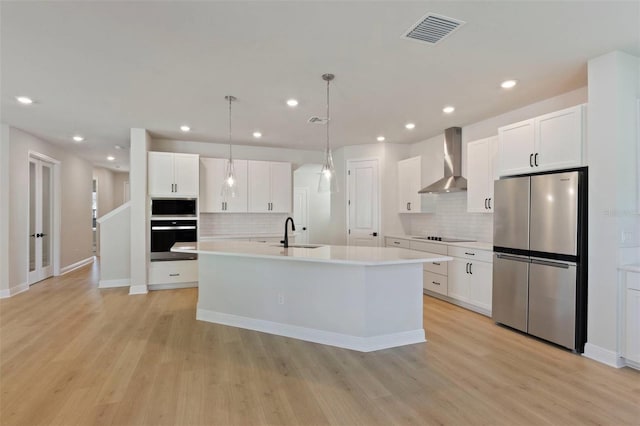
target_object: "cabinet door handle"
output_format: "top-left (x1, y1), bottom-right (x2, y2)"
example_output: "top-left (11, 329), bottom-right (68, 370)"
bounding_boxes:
top-left (466, 262), bottom-right (469, 273)
top-left (393, 241), bottom-right (400, 245)
top-left (465, 252), bottom-right (475, 256)
top-left (529, 153), bottom-right (534, 167)
top-left (432, 281), bottom-right (441, 286)
top-left (407, 202), bottom-right (411, 211)
top-left (469, 263), bottom-right (473, 274)
top-left (488, 198), bottom-right (492, 210)
top-left (484, 198), bottom-right (488, 209)
top-left (534, 153), bottom-right (539, 167)
top-left (433, 262), bottom-right (440, 266)
top-left (169, 273), bottom-right (180, 277)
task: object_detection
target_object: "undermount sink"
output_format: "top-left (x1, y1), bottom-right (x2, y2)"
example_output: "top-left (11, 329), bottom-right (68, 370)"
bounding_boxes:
top-left (272, 244), bottom-right (323, 249)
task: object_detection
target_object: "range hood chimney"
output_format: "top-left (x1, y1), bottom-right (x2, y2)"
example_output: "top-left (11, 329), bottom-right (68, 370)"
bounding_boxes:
top-left (418, 127), bottom-right (467, 194)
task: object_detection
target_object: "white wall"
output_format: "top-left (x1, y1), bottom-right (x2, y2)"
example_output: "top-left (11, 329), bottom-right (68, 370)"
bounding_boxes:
top-left (5, 127), bottom-right (93, 291)
top-left (129, 128), bottom-right (151, 294)
top-left (93, 167), bottom-right (115, 217)
top-left (152, 139), bottom-right (322, 168)
top-left (293, 164), bottom-right (331, 244)
top-left (98, 203), bottom-right (130, 284)
top-left (0, 125), bottom-right (10, 293)
top-left (112, 172), bottom-right (129, 206)
top-left (585, 51), bottom-right (640, 364)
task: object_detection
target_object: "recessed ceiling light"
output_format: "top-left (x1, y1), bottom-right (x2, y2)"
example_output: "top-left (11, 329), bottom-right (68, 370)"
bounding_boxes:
top-left (16, 96), bottom-right (33, 105)
top-left (253, 131), bottom-right (262, 138)
top-left (377, 136), bottom-right (385, 142)
top-left (107, 156), bottom-right (115, 161)
top-left (180, 125), bottom-right (191, 132)
top-left (501, 79), bottom-right (518, 89)
top-left (443, 106), bottom-right (455, 114)
top-left (114, 145), bottom-right (122, 150)
top-left (405, 123), bottom-right (415, 130)
top-left (72, 135), bottom-right (84, 142)
top-left (286, 99), bottom-right (299, 107)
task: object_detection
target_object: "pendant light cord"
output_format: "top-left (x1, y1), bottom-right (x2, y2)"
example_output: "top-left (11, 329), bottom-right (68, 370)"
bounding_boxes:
top-left (326, 78), bottom-right (330, 152)
top-left (228, 96), bottom-right (233, 161)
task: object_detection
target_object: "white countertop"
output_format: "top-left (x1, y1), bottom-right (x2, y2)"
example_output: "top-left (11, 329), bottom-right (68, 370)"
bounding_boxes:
top-left (172, 241), bottom-right (452, 266)
top-left (385, 234), bottom-right (493, 251)
top-left (200, 233), bottom-right (291, 241)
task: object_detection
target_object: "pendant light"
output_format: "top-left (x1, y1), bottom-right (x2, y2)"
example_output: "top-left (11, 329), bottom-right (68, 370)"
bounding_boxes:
top-left (318, 73), bottom-right (338, 193)
top-left (222, 95), bottom-right (238, 199)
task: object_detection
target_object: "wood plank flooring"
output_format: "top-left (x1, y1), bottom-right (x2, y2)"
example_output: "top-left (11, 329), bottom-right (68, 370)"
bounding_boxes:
top-left (1, 262), bottom-right (638, 425)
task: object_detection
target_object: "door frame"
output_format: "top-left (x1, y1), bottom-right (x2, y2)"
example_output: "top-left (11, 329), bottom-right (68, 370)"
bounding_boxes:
top-left (346, 157), bottom-right (382, 246)
top-left (293, 187), bottom-right (309, 244)
top-left (27, 151), bottom-right (61, 280)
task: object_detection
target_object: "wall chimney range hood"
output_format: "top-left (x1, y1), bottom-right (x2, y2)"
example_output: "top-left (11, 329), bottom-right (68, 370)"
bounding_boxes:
top-left (418, 127), bottom-right (467, 194)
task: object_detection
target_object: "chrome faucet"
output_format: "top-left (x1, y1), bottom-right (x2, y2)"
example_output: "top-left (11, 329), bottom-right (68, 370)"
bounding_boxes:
top-left (281, 217), bottom-right (296, 248)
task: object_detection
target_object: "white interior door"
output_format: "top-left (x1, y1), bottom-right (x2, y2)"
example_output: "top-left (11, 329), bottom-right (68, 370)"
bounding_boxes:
top-left (29, 158), bottom-right (54, 284)
top-left (293, 187), bottom-right (309, 244)
top-left (347, 159), bottom-right (380, 247)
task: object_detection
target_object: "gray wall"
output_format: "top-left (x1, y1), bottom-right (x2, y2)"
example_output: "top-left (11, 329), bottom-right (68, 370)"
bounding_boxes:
top-left (6, 127), bottom-right (93, 290)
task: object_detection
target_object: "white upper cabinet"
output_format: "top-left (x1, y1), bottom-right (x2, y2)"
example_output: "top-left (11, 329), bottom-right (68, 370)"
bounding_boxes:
top-left (148, 152), bottom-right (199, 198)
top-left (498, 104), bottom-right (585, 176)
top-left (397, 156), bottom-right (427, 213)
top-left (248, 160), bottom-right (292, 213)
top-left (398, 156), bottom-right (421, 212)
top-left (467, 136), bottom-right (498, 213)
top-left (200, 158), bottom-right (248, 212)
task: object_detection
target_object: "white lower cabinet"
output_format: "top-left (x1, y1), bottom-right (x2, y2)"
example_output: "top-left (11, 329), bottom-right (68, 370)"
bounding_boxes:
top-left (622, 270), bottom-right (640, 367)
top-left (446, 246), bottom-right (493, 316)
top-left (149, 260), bottom-right (198, 286)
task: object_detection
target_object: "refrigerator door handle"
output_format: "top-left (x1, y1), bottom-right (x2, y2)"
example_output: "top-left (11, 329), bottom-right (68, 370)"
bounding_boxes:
top-left (531, 258), bottom-right (572, 269)
top-left (496, 254), bottom-right (531, 263)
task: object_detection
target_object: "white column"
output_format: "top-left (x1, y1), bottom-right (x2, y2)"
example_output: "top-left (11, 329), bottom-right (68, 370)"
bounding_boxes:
top-left (129, 128), bottom-right (150, 295)
top-left (0, 124), bottom-right (10, 295)
top-left (585, 51), bottom-right (640, 366)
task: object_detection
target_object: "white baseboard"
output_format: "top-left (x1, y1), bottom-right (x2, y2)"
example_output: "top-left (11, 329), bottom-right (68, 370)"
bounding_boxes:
top-left (128, 284), bottom-right (148, 295)
top-left (0, 282), bottom-right (29, 299)
top-left (624, 358), bottom-right (640, 370)
top-left (423, 290), bottom-right (492, 317)
top-left (60, 256), bottom-right (94, 275)
top-left (98, 278), bottom-right (131, 289)
top-left (148, 282), bottom-right (198, 291)
top-left (196, 308), bottom-right (426, 352)
top-left (583, 343), bottom-right (626, 368)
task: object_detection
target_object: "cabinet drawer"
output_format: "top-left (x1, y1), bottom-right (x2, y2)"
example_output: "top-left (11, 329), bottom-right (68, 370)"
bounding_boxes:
top-left (410, 240), bottom-right (448, 255)
top-left (423, 271), bottom-right (448, 295)
top-left (424, 260), bottom-right (448, 275)
top-left (448, 246), bottom-right (493, 262)
top-left (149, 260), bottom-right (198, 285)
top-left (385, 237), bottom-right (410, 248)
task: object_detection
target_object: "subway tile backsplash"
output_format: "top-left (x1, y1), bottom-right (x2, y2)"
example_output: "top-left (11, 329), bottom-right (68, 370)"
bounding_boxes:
top-left (410, 192), bottom-right (493, 242)
top-left (200, 213), bottom-right (288, 236)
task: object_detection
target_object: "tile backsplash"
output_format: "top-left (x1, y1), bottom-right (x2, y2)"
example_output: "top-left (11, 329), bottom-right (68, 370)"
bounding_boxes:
top-left (410, 192), bottom-right (493, 242)
top-left (199, 213), bottom-right (288, 236)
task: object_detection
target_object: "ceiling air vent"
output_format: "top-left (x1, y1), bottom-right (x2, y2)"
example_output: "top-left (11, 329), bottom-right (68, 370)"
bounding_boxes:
top-left (308, 116), bottom-right (328, 124)
top-left (402, 13), bottom-right (465, 45)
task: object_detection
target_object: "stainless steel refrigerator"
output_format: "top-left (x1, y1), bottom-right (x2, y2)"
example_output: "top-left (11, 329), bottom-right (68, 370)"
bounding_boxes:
top-left (492, 169), bottom-right (587, 352)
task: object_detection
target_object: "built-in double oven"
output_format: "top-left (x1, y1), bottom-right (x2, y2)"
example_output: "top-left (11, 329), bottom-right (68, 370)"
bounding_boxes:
top-left (150, 199), bottom-right (197, 261)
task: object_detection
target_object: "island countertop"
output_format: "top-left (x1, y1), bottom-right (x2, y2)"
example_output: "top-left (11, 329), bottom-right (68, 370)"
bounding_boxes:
top-left (172, 241), bottom-right (452, 266)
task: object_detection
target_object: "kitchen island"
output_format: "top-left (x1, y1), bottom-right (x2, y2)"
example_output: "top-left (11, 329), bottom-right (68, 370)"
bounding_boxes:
top-left (172, 241), bottom-right (452, 352)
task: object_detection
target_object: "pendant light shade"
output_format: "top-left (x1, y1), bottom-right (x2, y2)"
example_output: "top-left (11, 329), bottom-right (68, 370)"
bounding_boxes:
top-left (318, 73), bottom-right (338, 193)
top-left (222, 95), bottom-right (238, 199)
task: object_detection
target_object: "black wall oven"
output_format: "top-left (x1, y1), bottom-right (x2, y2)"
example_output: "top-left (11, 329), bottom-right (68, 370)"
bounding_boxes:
top-left (150, 219), bottom-right (197, 261)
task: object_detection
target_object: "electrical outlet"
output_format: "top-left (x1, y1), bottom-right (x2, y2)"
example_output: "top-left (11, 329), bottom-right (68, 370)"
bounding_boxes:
top-left (278, 293), bottom-right (285, 305)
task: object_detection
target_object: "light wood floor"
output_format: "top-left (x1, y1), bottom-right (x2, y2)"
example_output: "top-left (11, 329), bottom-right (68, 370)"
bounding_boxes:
top-left (1, 263), bottom-right (638, 426)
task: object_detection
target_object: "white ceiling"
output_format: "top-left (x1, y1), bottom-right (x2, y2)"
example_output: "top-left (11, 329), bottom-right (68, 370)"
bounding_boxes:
top-left (2, 1), bottom-right (639, 171)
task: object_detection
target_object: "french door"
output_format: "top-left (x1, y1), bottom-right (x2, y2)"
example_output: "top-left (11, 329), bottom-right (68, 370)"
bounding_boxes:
top-left (29, 157), bottom-right (54, 284)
